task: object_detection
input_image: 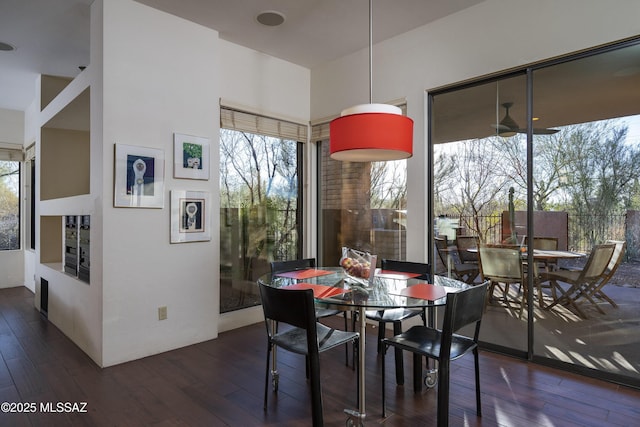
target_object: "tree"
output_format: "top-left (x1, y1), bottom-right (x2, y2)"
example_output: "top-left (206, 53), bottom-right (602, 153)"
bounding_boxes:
top-left (559, 121), bottom-right (640, 246)
top-left (370, 160), bottom-right (407, 210)
top-left (436, 139), bottom-right (510, 242)
top-left (219, 129), bottom-right (300, 277)
top-left (490, 131), bottom-right (575, 211)
top-left (0, 161), bottom-right (19, 250)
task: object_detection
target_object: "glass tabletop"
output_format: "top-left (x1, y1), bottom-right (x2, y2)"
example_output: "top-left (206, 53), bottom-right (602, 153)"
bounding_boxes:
top-left (258, 266), bottom-right (471, 310)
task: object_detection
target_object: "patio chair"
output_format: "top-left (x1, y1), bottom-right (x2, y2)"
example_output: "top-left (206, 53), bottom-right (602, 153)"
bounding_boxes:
top-left (381, 282), bottom-right (489, 427)
top-left (583, 240), bottom-right (626, 309)
top-left (525, 236), bottom-right (559, 271)
top-left (478, 245), bottom-right (532, 318)
top-left (541, 243), bottom-right (616, 318)
top-left (258, 281), bottom-right (359, 427)
top-left (456, 235), bottom-right (480, 264)
top-left (270, 258), bottom-right (351, 365)
top-left (434, 237), bottom-right (480, 284)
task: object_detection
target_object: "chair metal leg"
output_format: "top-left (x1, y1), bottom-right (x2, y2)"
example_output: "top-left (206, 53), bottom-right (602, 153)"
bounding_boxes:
top-left (437, 358), bottom-right (450, 427)
top-left (474, 347), bottom-right (482, 417)
top-left (308, 351), bottom-right (324, 427)
top-left (264, 342), bottom-right (272, 410)
top-left (412, 352), bottom-right (422, 392)
top-left (377, 321), bottom-right (385, 353)
top-left (344, 311), bottom-right (350, 366)
top-left (381, 342), bottom-right (387, 418)
top-left (393, 321), bottom-right (404, 386)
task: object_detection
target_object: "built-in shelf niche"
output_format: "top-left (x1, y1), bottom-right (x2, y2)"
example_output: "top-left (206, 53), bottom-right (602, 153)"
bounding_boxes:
top-left (40, 216), bottom-right (62, 264)
top-left (40, 87), bottom-right (90, 201)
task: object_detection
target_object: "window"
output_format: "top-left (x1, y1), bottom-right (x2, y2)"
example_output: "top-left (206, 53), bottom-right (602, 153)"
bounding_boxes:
top-left (0, 158), bottom-right (20, 250)
top-left (219, 105), bottom-right (305, 313)
top-left (314, 106), bottom-right (409, 266)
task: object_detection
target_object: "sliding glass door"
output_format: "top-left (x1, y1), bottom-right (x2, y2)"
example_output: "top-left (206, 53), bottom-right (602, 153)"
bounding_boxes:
top-left (530, 43), bottom-right (640, 385)
top-left (429, 38), bottom-right (640, 387)
top-left (431, 73), bottom-right (529, 355)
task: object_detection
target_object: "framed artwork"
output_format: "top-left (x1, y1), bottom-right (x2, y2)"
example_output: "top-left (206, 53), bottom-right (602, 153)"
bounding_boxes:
top-left (173, 133), bottom-right (210, 180)
top-left (171, 190), bottom-right (211, 243)
top-left (114, 144), bottom-right (165, 208)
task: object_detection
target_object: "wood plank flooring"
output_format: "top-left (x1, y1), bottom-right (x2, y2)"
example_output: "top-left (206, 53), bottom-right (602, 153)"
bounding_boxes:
top-left (1, 286), bottom-right (639, 426)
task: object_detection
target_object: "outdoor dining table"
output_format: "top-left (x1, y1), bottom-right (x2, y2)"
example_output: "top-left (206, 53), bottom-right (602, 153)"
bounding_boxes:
top-left (258, 266), bottom-right (471, 425)
top-left (468, 247), bottom-right (585, 307)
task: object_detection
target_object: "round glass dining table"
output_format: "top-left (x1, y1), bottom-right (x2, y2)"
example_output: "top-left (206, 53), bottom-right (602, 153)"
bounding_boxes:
top-left (258, 267), bottom-right (471, 424)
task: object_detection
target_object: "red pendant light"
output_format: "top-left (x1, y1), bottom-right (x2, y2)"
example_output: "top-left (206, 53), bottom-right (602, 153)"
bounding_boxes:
top-left (329, 0), bottom-right (413, 162)
top-left (330, 104), bottom-right (413, 161)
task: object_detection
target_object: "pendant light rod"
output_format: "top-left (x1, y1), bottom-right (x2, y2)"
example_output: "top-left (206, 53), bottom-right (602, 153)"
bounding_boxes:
top-left (369, 0), bottom-right (373, 104)
top-left (328, 0), bottom-right (414, 162)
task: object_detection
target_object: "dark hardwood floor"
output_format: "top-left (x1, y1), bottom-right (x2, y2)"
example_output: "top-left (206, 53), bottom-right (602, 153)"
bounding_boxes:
top-left (1, 286), bottom-right (639, 426)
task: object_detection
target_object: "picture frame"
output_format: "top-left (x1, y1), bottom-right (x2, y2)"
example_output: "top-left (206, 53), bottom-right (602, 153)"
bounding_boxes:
top-left (114, 144), bottom-right (165, 208)
top-left (173, 133), bottom-right (210, 180)
top-left (171, 190), bottom-right (211, 243)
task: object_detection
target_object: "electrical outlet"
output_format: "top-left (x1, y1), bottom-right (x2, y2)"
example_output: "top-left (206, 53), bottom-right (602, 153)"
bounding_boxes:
top-left (158, 306), bottom-right (167, 320)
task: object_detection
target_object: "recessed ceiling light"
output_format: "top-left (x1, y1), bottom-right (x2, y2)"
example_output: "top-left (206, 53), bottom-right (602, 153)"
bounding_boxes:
top-left (0, 42), bottom-right (15, 52)
top-left (256, 10), bottom-right (285, 27)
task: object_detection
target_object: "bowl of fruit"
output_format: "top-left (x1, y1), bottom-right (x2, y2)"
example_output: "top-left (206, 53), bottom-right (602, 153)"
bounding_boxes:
top-left (340, 247), bottom-right (377, 286)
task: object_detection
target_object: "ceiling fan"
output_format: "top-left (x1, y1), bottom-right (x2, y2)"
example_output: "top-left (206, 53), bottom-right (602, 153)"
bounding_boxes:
top-left (492, 102), bottom-right (559, 136)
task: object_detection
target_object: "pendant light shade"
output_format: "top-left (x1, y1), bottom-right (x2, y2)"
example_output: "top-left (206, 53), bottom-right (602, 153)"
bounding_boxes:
top-left (330, 104), bottom-right (413, 161)
top-left (328, 0), bottom-right (413, 162)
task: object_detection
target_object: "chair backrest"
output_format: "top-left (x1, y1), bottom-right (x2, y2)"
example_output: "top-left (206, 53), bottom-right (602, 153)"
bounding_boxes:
top-left (440, 282), bottom-right (489, 356)
top-left (257, 281), bottom-right (318, 341)
top-left (270, 258), bottom-right (316, 274)
top-left (434, 237), bottom-right (448, 266)
top-left (478, 246), bottom-right (523, 282)
top-left (456, 236), bottom-right (479, 263)
top-left (580, 243), bottom-right (616, 281)
top-left (604, 240), bottom-right (626, 274)
top-left (381, 259), bottom-right (431, 281)
top-left (529, 237), bottom-right (558, 251)
top-left (435, 236), bottom-right (464, 266)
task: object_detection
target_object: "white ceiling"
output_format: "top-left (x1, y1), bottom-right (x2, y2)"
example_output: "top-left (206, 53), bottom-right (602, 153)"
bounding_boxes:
top-left (0, 0), bottom-right (484, 111)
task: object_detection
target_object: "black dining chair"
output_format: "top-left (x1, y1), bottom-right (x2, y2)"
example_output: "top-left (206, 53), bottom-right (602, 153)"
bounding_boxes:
top-left (363, 259), bottom-right (431, 385)
top-left (270, 258), bottom-right (351, 365)
top-left (258, 281), bottom-right (359, 427)
top-left (381, 281), bottom-right (489, 427)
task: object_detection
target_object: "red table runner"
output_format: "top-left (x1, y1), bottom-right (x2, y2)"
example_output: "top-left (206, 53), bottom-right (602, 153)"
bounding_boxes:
top-left (284, 282), bottom-right (348, 298)
top-left (275, 269), bottom-right (334, 280)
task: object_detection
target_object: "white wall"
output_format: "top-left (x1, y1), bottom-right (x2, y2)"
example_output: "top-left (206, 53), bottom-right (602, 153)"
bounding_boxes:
top-left (14, 0), bottom-right (311, 367)
top-left (98, 0), bottom-right (221, 367)
top-left (310, 0), bottom-right (640, 263)
top-left (0, 108), bottom-right (25, 288)
top-left (217, 39), bottom-right (311, 331)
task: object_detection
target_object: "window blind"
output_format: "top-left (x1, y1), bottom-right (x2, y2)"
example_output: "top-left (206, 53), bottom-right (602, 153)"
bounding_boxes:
top-left (220, 103), bottom-right (308, 142)
top-left (0, 147), bottom-right (23, 162)
top-left (24, 144), bottom-right (35, 161)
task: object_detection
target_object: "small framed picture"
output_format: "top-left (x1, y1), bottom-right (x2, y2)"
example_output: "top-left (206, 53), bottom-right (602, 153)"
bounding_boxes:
top-left (171, 190), bottom-right (211, 243)
top-left (173, 133), bottom-right (210, 180)
top-left (114, 144), bottom-right (165, 208)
